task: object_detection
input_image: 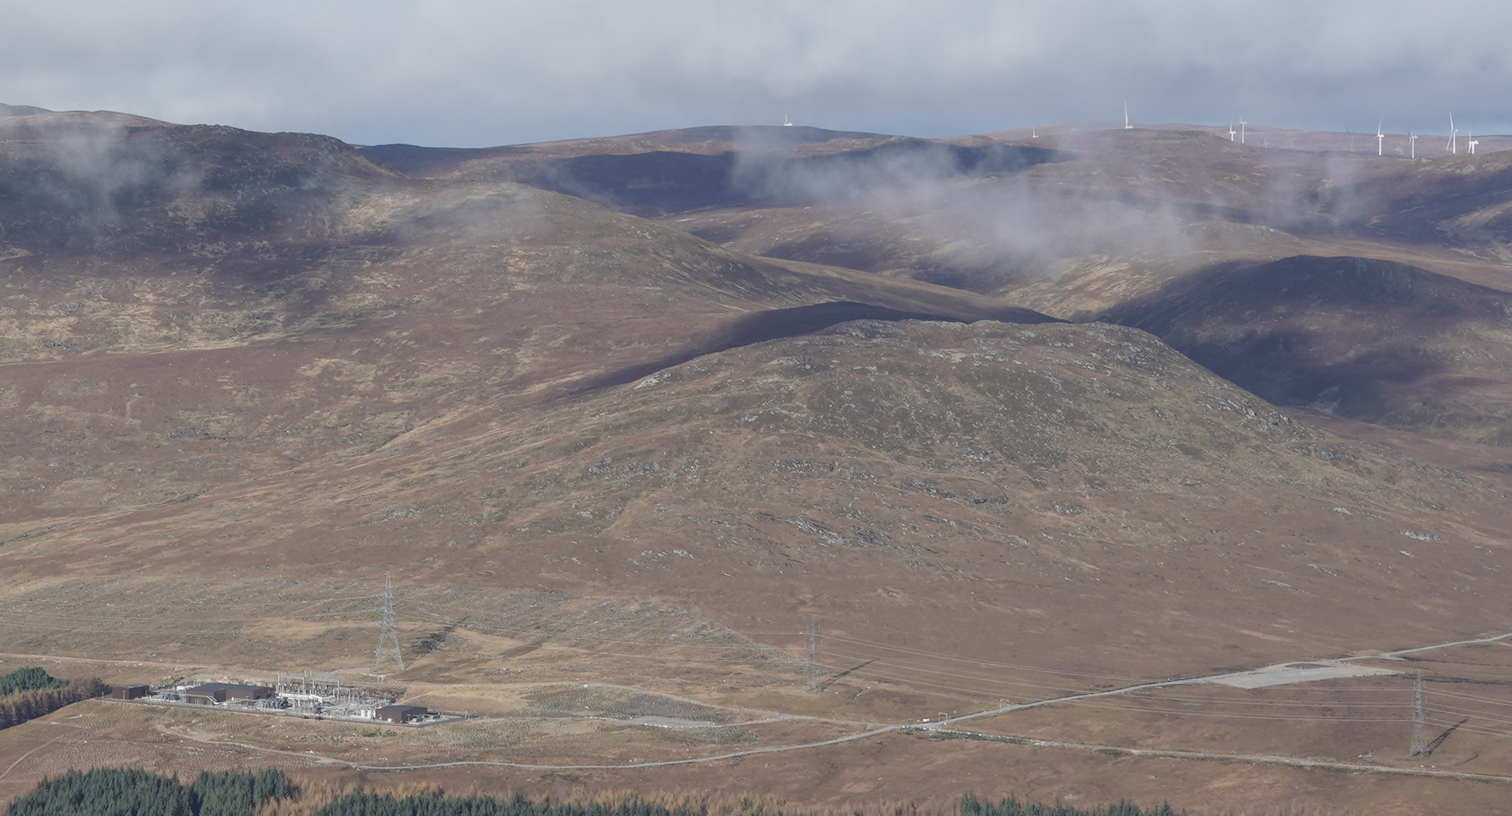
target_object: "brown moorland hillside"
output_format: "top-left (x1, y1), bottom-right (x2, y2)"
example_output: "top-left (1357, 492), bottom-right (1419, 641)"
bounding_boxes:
top-left (3, 109), bottom-right (1512, 816)
top-left (13, 318), bottom-right (1508, 676)
top-left (639, 128), bottom-right (1512, 442)
top-left (0, 116), bottom-right (1053, 534)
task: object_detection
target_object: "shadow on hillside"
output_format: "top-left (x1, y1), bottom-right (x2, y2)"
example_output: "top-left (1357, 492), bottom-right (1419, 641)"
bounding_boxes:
top-left (1096, 255), bottom-right (1512, 423)
top-left (567, 301), bottom-right (1027, 397)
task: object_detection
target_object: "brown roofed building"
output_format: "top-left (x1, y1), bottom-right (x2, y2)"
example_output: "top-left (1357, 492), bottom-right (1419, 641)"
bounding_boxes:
top-left (375, 704), bottom-right (429, 724)
top-left (110, 684), bottom-right (150, 700)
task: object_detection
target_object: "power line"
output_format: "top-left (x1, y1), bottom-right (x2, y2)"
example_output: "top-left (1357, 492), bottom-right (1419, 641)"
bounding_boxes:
top-left (799, 632), bottom-right (1158, 682)
top-left (1428, 688), bottom-right (1512, 708)
top-left (5, 582), bottom-right (1511, 747)
top-left (0, 607), bottom-right (382, 626)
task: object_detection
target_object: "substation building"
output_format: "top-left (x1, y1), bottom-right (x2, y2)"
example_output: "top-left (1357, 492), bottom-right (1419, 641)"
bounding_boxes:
top-left (182, 683), bottom-right (277, 706)
top-left (137, 673), bottom-right (436, 724)
top-left (376, 704), bottom-right (429, 724)
top-left (110, 684), bottom-right (151, 700)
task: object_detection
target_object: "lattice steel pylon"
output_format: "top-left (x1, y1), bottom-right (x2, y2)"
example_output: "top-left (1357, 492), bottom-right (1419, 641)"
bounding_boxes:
top-left (375, 572), bottom-right (404, 672)
top-left (1409, 670), bottom-right (1428, 756)
top-left (807, 615), bottom-right (820, 689)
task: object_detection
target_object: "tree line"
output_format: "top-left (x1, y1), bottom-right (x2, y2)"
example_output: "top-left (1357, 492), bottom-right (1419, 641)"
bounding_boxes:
top-left (4, 767), bottom-right (289, 816)
top-left (960, 793), bottom-right (1179, 816)
top-left (5, 770), bottom-right (1183, 816)
top-left (309, 790), bottom-right (701, 816)
top-left (0, 672), bottom-right (107, 731)
top-left (0, 667), bottom-right (68, 697)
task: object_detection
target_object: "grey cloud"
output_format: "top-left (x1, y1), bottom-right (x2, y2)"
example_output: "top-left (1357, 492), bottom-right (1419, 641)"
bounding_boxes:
top-left (2, 0), bottom-right (1510, 146)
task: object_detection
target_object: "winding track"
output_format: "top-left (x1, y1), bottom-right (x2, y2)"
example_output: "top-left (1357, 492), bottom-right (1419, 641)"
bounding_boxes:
top-left (159, 630), bottom-right (1512, 783)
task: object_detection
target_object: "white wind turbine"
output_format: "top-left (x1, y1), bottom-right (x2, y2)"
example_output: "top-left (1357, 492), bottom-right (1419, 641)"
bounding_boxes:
top-left (1447, 114), bottom-right (1457, 154)
top-left (783, 113), bottom-right (793, 127)
top-left (1468, 128), bottom-right (1478, 155)
top-left (1124, 101), bottom-right (1132, 129)
top-left (1240, 117), bottom-right (1247, 144)
top-left (1345, 126), bottom-right (1356, 152)
top-left (1229, 119), bottom-right (1237, 142)
top-left (1409, 130), bottom-right (1417, 159)
top-left (1376, 119), bottom-right (1385, 156)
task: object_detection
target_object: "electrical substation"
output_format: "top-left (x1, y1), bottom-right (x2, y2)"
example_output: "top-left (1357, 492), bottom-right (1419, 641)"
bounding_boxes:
top-left (106, 574), bottom-right (447, 725)
top-left (122, 673), bottom-right (444, 725)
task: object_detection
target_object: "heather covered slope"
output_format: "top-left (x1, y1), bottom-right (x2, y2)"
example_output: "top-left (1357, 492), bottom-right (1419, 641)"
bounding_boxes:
top-left (642, 128), bottom-right (1512, 443)
top-left (1340, 144), bottom-right (1512, 247)
top-left (0, 119), bottom-right (1054, 541)
top-left (9, 320), bottom-right (1509, 685)
top-left (3, 114), bottom-right (1511, 683)
top-left (0, 118), bottom-right (393, 254)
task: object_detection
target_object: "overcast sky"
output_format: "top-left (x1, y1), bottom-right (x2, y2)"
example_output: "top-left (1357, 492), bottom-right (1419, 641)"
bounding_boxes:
top-left (4, 0), bottom-right (1509, 147)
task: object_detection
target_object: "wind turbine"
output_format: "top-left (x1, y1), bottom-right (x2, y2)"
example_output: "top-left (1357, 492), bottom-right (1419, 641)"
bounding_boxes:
top-left (1229, 119), bottom-right (1237, 142)
top-left (1409, 130), bottom-right (1417, 159)
top-left (1124, 101), bottom-right (1132, 129)
top-left (1032, 124), bottom-right (1038, 138)
top-left (1376, 119), bottom-right (1384, 156)
top-left (1447, 114), bottom-right (1457, 154)
top-left (1240, 117), bottom-right (1247, 144)
top-left (1468, 128), bottom-right (1478, 155)
top-left (783, 113), bottom-right (793, 127)
top-left (1345, 126), bottom-right (1356, 152)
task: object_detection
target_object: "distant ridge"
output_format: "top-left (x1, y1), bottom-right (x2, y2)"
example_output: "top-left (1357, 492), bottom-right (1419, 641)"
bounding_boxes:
top-left (985, 120), bottom-right (1512, 156)
top-left (0, 103), bottom-right (51, 117)
top-left (362, 133), bottom-right (1061, 216)
top-left (579, 124), bottom-right (891, 145)
top-left (360, 125), bottom-right (891, 176)
top-left (0, 103), bottom-right (171, 128)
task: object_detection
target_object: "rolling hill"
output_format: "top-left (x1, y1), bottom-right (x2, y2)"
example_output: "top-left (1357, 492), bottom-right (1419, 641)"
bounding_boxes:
top-left (3, 105), bottom-right (1512, 815)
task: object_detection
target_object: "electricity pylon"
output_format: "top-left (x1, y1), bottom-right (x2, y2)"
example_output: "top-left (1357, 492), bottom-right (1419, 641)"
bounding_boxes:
top-left (1409, 671), bottom-right (1428, 756)
top-left (807, 615), bottom-right (820, 689)
top-left (375, 572), bottom-right (404, 671)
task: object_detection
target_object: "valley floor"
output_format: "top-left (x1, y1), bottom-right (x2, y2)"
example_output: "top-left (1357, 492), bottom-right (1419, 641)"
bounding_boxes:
top-left (2, 625), bottom-right (1510, 815)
